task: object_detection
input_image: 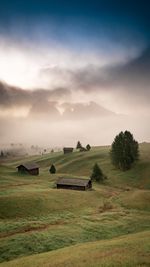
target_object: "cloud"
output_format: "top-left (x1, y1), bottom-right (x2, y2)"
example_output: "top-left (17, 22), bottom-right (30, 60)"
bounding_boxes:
top-left (1, 44), bottom-right (150, 118)
top-left (0, 2), bottom-right (149, 146)
top-left (69, 46), bottom-right (150, 90)
top-left (62, 101), bottom-right (115, 120)
top-left (0, 81), bottom-right (30, 107)
top-left (0, 80), bottom-right (115, 121)
top-left (0, 80), bottom-right (70, 108)
top-left (29, 100), bottom-right (60, 119)
top-left (107, 46), bottom-right (150, 88)
top-left (38, 46), bottom-right (150, 93)
top-left (62, 47), bottom-right (150, 113)
top-left (0, 81), bottom-right (71, 120)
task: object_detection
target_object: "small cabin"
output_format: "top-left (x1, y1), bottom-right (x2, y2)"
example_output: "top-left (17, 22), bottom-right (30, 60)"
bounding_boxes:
top-left (63, 147), bottom-right (73, 154)
top-left (17, 162), bottom-right (39, 175)
top-left (56, 177), bottom-right (92, 191)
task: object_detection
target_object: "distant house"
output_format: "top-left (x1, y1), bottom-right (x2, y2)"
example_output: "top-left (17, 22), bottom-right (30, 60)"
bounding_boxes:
top-left (63, 147), bottom-right (73, 154)
top-left (56, 177), bottom-right (92, 191)
top-left (17, 162), bottom-right (39, 175)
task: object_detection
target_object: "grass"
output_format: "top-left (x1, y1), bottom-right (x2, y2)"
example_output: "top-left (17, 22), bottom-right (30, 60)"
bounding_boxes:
top-left (0, 143), bottom-right (150, 265)
top-left (0, 231), bottom-right (149, 267)
top-left (118, 189), bottom-right (150, 211)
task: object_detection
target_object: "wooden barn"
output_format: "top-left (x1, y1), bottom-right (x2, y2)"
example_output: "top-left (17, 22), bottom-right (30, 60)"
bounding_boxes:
top-left (63, 147), bottom-right (73, 154)
top-left (56, 177), bottom-right (92, 191)
top-left (17, 162), bottom-right (39, 175)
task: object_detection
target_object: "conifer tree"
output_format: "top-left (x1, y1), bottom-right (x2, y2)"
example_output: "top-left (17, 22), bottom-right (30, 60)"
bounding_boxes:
top-left (86, 144), bottom-right (91, 151)
top-left (91, 163), bottom-right (104, 182)
top-left (110, 131), bottom-right (139, 171)
top-left (49, 164), bottom-right (56, 174)
top-left (76, 141), bottom-right (82, 149)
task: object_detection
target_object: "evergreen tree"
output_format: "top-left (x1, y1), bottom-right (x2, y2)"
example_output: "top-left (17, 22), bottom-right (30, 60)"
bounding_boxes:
top-left (91, 163), bottom-right (104, 182)
top-left (110, 131), bottom-right (139, 171)
top-left (86, 144), bottom-right (91, 151)
top-left (76, 141), bottom-right (82, 149)
top-left (49, 164), bottom-right (56, 174)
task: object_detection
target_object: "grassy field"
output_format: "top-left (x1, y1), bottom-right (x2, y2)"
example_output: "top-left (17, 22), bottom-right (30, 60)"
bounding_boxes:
top-left (0, 143), bottom-right (150, 266)
top-left (0, 231), bottom-right (149, 267)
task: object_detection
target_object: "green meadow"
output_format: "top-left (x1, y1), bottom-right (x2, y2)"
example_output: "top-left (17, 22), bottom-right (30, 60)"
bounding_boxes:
top-left (0, 143), bottom-right (150, 266)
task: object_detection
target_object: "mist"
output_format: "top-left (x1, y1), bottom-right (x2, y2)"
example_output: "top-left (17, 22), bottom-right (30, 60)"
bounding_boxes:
top-left (0, 6), bottom-right (149, 147)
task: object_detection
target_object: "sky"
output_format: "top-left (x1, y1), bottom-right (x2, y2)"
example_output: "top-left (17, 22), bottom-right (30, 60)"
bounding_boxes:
top-left (0, 0), bottom-right (150, 146)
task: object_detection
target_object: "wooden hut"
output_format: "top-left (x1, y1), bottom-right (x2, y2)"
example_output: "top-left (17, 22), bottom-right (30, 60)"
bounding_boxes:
top-left (63, 147), bottom-right (73, 154)
top-left (17, 162), bottom-right (39, 175)
top-left (56, 177), bottom-right (92, 191)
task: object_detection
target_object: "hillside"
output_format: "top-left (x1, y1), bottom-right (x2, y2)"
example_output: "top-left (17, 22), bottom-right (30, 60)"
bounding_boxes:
top-left (0, 143), bottom-right (150, 266)
top-left (0, 231), bottom-right (149, 267)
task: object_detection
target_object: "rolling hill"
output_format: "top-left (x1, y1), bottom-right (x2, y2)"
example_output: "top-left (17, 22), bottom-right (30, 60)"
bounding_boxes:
top-left (0, 143), bottom-right (150, 266)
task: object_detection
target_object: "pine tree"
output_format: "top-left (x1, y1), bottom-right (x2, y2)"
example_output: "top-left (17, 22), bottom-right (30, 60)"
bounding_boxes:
top-left (49, 164), bottom-right (56, 174)
top-left (86, 144), bottom-right (91, 151)
top-left (110, 131), bottom-right (139, 171)
top-left (76, 141), bottom-right (82, 149)
top-left (91, 163), bottom-right (104, 182)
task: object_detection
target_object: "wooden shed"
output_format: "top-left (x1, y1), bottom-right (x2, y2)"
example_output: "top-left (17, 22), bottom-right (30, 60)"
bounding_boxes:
top-left (17, 162), bottom-right (39, 175)
top-left (63, 147), bottom-right (73, 154)
top-left (56, 177), bottom-right (92, 191)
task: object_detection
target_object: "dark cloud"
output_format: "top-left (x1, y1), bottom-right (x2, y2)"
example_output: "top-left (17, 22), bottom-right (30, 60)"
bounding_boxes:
top-left (39, 46), bottom-right (150, 95)
top-left (0, 81), bottom-right (69, 120)
top-left (35, 47), bottom-right (150, 113)
top-left (0, 81), bottom-right (70, 108)
top-left (69, 65), bottom-right (107, 90)
top-left (66, 47), bottom-right (150, 110)
top-left (107, 46), bottom-right (150, 88)
top-left (71, 47), bottom-right (150, 91)
top-left (0, 81), bottom-right (30, 107)
top-left (0, 80), bottom-right (115, 120)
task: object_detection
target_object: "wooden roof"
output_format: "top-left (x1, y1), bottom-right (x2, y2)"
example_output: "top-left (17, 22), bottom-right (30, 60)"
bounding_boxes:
top-left (56, 177), bottom-right (91, 187)
top-left (17, 162), bottom-right (39, 170)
